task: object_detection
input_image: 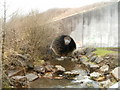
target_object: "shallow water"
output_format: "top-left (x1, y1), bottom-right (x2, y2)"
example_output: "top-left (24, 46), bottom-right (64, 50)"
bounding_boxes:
top-left (30, 58), bottom-right (77, 88)
top-left (30, 78), bottom-right (71, 88)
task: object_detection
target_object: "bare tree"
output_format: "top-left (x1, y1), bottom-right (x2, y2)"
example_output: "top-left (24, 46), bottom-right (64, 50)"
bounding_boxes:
top-left (2, 0), bottom-right (6, 61)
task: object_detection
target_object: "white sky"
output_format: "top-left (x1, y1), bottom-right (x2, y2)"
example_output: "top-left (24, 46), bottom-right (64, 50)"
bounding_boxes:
top-left (0, 0), bottom-right (115, 19)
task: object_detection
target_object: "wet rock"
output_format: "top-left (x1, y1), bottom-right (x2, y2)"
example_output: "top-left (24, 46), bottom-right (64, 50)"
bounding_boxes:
top-left (43, 72), bottom-right (53, 79)
top-left (94, 56), bottom-right (104, 64)
top-left (88, 63), bottom-right (99, 72)
top-left (89, 56), bottom-right (97, 62)
top-left (64, 70), bottom-right (79, 79)
top-left (25, 73), bottom-right (38, 82)
top-left (73, 70), bottom-right (88, 80)
top-left (45, 65), bottom-right (55, 72)
top-left (93, 76), bottom-right (106, 82)
top-left (54, 65), bottom-right (66, 76)
top-left (111, 67), bottom-right (120, 81)
top-left (34, 66), bottom-right (45, 73)
top-left (54, 76), bottom-right (64, 79)
top-left (55, 65), bottom-right (65, 72)
top-left (100, 65), bottom-right (109, 72)
top-left (90, 72), bottom-right (101, 78)
top-left (100, 79), bottom-right (112, 88)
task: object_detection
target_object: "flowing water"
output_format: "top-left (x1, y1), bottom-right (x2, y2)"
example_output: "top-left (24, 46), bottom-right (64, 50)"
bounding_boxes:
top-left (30, 58), bottom-right (79, 88)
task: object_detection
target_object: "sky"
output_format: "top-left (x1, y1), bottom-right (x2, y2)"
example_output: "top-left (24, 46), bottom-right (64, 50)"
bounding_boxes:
top-left (0, 0), bottom-right (116, 19)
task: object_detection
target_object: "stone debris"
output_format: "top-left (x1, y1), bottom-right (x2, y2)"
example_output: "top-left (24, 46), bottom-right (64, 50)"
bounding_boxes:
top-left (34, 66), bottom-right (45, 73)
top-left (64, 70), bottom-right (80, 79)
top-left (45, 65), bottom-right (55, 72)
top-left (10, 75), bottom-right (27, 87)
top-left (90, 72), bottom-right (102, 78)
top-left (108, 81), bottom-right (120, 89)
top-left (25, 73), bottom-right (38, 82)
top-left (94, 56), bottom-right (104, 64)
top-left (93, 76), bottom-right (106, 82)
top-left (89, 56), bottom-right (97, 62)
top-left (55, 65), bottom-right (65, 72)
top-left (111, 67), bottom-right (120, 81)
top-left (100, 79), bottom-right (112, 88)
top-left (11, 76), bottom-right (26, 81)
top-left (100, 65), bottom-right (109, 72)
top-left (5, 47), bottom-right (119, 88)
top-left (89, 63), bottom-right (99, 69)
top-left (84, 48), bottom-right (96, 54)
top-left (87, 52), bottom-right (96, 58)
top-left (43, 72), bottom-right (53, 79)
top-left (8, 69), bottom-right (25, 77)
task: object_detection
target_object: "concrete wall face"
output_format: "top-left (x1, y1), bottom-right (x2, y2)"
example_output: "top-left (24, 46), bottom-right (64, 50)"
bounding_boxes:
top-left (70, 3), bottom-right (118, 47)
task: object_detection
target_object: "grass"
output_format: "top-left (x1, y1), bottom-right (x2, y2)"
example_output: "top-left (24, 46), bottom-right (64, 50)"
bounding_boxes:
top-left (93, 48), bottom-right (117, 56)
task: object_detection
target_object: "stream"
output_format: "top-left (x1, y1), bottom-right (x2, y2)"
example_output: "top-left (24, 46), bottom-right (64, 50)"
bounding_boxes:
top-left (30, 58), bottom-right (83, 88)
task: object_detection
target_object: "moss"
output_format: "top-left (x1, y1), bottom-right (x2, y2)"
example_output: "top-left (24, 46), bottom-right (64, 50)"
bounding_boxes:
top-left (93, 48), bottom-right (117, 56)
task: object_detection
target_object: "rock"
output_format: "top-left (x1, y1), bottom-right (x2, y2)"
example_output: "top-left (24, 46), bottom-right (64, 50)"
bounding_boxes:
top-left (88, 63), bottom-right (99, 72)
top-left (54, 65), bottom-right (66, 76)
top-left (100, 79), bottom-right (112, 88)
top-left (16, 54), bottom-right (29, 60)
top-left (87, 52), bottom-right (96, 58)
top-left (26, 61), bottom-right (34, 69)
top-left (100, 65), bottom-right (109, 72)
top-left (79, 56), bottom-right (88, 64)
top-left (11, 76), bottom-right (26, 81)
top-left (55, 65), bottom-right (65, 72)
top-left (64, 70), bottom-right (80, 79)
top-left (84, 48), bottom-right (96, 54)
top-left (104, 56), bottom-right (110, 59)
top-left (73, 70), bottom-right (88, 80)
top-left (90, 72), bottom-right (101, 78)
top-left (89, 63), bottom-right (99, 69)
top-left (54, 76), bottom-right (64, 79)
top-left (25, 73), bottom-right (38, 82)
top-left (71, 58), bottom-right (79, 62)
top-left (43, 72), bottom-right (53, 79)
top-left (94, 56), bottom-right (104, 64)
top-left (11, 75), bottom-right (27, 87)
top-left (89, 56), bottom-right (97, 62)
top-left (111, 67), bottom-right (120, 81)
top-left (73, 48), bottom-right (85, 56)
top-left (45, 65), bottom-right (55, 72)
top-left (34, 66), bottom-right (45, 73)
top-left (8, 69), bottom-right (25, 77)
top-left (93, 76), bottom-right (106, 82)
top-left (108, 81), bottom-right (120, 89)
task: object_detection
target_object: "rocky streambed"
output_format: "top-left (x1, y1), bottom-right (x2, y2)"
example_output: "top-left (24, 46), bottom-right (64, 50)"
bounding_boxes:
top-left (3, 47), bottom-right (120, 88)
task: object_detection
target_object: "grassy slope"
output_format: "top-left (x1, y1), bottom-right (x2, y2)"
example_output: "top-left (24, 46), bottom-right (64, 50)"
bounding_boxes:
top-left (94, 48), bottom-right (117, 56)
